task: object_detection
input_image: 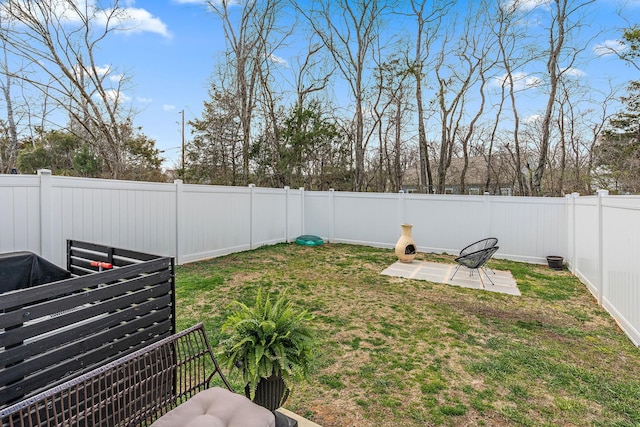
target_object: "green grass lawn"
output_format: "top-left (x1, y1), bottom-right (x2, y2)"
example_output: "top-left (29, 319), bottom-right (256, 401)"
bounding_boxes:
top-left (175, 243), bottom-right (640, 427)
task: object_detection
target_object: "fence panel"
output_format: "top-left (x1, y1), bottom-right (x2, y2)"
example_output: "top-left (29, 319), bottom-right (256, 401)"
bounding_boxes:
top-left (332, 192), bottom-right (400, 247)
top-left (572, 196), bottom-right (600, 297)
top-left (179, 184), bottom-right (251, 263)
top-left (303, 191), bottom-right (333, 239)
top-left (285, 188), bottom-right (303, 242)
top-left (488, 197), bottom-right (567, 264)
top-left (327, 194), bottom-right (567, 264)
top-left (0, 177), bottom-right (568, 266)
top-left (48, 175), bottom-right (177, 267)
top-left (601, 197), bottom-right (640, 346)
top-left (252, 187), bottom-right (288, 247)
top-left (0, 175), bottom-right (40, 254)
top-left (403, 195), bottom-right (485, 255)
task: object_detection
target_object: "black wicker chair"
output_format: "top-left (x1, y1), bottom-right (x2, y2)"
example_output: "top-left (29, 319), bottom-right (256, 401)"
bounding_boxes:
top-left (450, 238), bottom-right (499, 288)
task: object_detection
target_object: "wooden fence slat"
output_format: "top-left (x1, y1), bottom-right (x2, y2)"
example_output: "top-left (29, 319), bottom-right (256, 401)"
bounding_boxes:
top-left (0, 257), bottom-right (171, 310)
top-left (0, 269), bottom-right (171, 327)
top-left (0, 307), bottom-right (172, 384)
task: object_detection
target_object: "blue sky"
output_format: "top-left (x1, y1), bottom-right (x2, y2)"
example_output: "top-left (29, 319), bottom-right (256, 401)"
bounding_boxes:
top-left (52, 0), bottom-right (640, 169)
top-left (94, 1), bottom-right (225, 168)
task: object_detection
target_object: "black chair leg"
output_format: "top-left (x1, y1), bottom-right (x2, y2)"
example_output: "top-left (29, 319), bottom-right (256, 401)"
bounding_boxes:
top-left (481, 268), bottom-right (496, 286)
top-left (450, 264), bottom-right (462, 281)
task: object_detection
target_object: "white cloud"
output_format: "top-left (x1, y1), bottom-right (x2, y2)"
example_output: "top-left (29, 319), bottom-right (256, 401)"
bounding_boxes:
top-left (270, 54), bottom-right (289, 68)
top-left (171, 0), bottom-right (242, 4)
top-left (492, 71), bottom-right (541, 91)
top-left (524, 114), bottom-right (541, 124)
top-left (8, 0), bottom-right (172, 39)
top-left (73, 64), bottom-right (128, 85)
top-left (99, 89), bottom-right (131, 103)
top-left (562, 67), bottom-right (586, 78)
top-left (109, 7), bottom-right (172, 38)
top-left (593, 39), bottom-right (627, 57)
top-left (501, 0), bottom-right (551, 12)
top-left (73, 63), bottom-right (114, 80)
top-left (163, 104), bottom-right (176, 111)
top-left (137, 96), bottom-right (153, 103)
top-left (94, 65), bottom-right (110, 76)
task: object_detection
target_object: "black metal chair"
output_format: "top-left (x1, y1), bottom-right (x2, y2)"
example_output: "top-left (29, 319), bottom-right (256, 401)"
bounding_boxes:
top-left (459, 237), bottom-right (498, 256)
top-left (450, 238), bottom-right (499, 288)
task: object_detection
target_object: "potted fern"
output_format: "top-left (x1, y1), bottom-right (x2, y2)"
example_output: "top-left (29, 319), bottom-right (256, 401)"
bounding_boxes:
top-left (219, 289), bottom-right (316, 411)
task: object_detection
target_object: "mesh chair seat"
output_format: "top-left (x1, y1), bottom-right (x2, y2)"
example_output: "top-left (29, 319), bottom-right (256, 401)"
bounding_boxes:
top-left (459, 237), bottom-right (498, 256)
top-left (450, 238), bottom-right (499, 288)
top-left (455, 246), bottom-right (499, 269)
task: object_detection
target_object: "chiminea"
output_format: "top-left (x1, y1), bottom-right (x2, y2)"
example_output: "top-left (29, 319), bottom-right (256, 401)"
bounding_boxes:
top-left (394, 224), bottom-right (417, 263)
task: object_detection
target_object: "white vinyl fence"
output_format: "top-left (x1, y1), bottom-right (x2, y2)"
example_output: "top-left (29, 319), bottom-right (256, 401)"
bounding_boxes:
top-left (567, 191), bottom-right (640, 346)
top-left (1, 170), bottom-right (638, 346)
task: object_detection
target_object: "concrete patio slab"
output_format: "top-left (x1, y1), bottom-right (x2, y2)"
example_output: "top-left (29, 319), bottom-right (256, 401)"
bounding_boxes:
top-left (381, 260), bottom-right (520, 296)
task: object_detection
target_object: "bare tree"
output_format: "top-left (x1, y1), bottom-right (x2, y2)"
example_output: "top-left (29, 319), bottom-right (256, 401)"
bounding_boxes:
top-left (293, 39), bottom-right (334, 108)
top-left (408, 0), bottom-right (452, 193)
top-left (583, 84), bottom-right (619, 193)
top-left (206, 0), bottom-right (283, 185)
top-left (494, 1), bottom-right (533, 195)
top-left (0, 19), bottom-right (18, 173)
top-left (431, 2), bottom-right (495, 194)
top-left (534, 74), bottom-right (619, 195)
top-left (531, 0), bottom-right (595, 194)
top-left (297, 0), bottom-right (393, 191)
top-left (556, 81), bottom-right (570, 194)
top-left (554, 76), bottom-right (587, 194)
top-left (371, 43), bottom-right (390, 192)
top-left (373, 53), bottom-right (413, 192)
top-left (259, 40), bottom-right (337, 189)
top-left (455, 2), bottom-right (497, 195)
top-left (0, 0), bottom-right (140, 178)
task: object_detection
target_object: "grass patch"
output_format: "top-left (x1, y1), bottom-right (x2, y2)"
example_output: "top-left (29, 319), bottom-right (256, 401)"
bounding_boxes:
top-left (175, 243), bottom-right (640, 427)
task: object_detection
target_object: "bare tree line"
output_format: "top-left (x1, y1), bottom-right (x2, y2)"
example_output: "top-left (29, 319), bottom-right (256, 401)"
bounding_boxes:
top-left (185, 0), bottom-right (628, 195)
top-left (0, 0), bottom-right (163, 180)
top-left (0, 1), bottom-right (632, 194)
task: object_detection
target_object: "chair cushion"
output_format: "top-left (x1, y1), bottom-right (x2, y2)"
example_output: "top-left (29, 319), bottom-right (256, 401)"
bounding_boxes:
top-left (151, 387), bottom-right (276, 427)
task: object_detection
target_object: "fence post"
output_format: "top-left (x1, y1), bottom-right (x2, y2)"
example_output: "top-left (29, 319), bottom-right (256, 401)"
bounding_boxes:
top-left (483, 192), bottom-right (492, 238)
top-left (299, 187), bottom-right (305, 235)
top-left (565, 194), bottom-right (573, 273)
top-left (570, 192), bottom-right (580, 274)
top-left (596, 189), bottom-right (608, 306)
top-left (329, 188), bottom-right (335, 243)
top-left (249, 184), bottom-right (256, 249)
top-left (397, 190), bottom-right (405, 226)
top-left (174, 179), bottom-right (184, 265)
top-left (284, 186), bottom-right (290, 243)
top-left (38, 169), bottom-right (53, 261)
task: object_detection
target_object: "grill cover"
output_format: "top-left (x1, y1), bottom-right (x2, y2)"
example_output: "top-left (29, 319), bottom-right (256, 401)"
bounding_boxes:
top-left (0, 251), bottom-right (70, 293)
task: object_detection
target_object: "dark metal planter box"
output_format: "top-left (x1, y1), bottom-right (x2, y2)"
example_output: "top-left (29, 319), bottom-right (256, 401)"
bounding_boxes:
top-left (0, 240), bottom-right (175, 410)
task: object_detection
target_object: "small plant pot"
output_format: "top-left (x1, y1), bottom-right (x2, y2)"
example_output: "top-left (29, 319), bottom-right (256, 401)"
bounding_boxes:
top-left (546, 256), bottom-right (564, 271)
top-left (245, 375), bottom-right (289, 411)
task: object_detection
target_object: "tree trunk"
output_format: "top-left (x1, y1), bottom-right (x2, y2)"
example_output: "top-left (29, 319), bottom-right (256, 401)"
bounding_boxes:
top-left (532, 0), bottom-right (567, 195)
